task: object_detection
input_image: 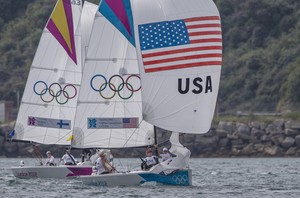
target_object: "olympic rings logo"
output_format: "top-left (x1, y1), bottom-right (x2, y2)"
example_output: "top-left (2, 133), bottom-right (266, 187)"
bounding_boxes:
top-left (90, 74), bottom-right (141, 100)
top-left (33, 81), bottom-right (77, 105)
top-left (172, 175), bottom-right (188, 185)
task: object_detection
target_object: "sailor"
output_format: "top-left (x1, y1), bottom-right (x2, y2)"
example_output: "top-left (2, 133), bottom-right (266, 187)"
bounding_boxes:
top-left (45, 151), bottom-right (56, 166)
top-left (159, 147), bottom-right (173, 162)
top-left (60, 148), bottom-right (77, 165)
top-left (141, 148), bottom-right (158, 170)
top-left (95, 152), bottom-right (114, 174)
top-left (82, 149), bottom-right (92, 162)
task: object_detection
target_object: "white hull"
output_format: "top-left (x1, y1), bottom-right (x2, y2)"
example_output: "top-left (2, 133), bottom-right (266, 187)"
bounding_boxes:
top-left (11, 165), bottom-right (93, 179)
top-left (79, 169), bottom-right (192, 186)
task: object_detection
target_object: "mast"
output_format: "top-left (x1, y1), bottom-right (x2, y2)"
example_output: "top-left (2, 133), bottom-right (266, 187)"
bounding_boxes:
top-left (154, 126), bottom-right (159, 163)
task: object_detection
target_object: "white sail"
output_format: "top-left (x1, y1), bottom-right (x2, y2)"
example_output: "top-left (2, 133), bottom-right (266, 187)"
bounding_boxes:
top-left (131, 0), bottom-right (222, 134)
top-left (71, 10), bottom-right (154, 149)
top-left (80, 1), bottom-right (99, 66)
top-left (13, 0), bottom-right (84, 145)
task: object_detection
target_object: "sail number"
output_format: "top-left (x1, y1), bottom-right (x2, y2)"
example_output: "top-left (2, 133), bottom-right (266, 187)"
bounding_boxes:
top-left (71, 0), bottom-right (81, 5)
top-left (178, 76), bottom-right (213, 94)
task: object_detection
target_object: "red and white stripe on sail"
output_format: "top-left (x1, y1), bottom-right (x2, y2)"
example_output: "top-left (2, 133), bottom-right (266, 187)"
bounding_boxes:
top-left (140, 16), bottom-right (222, 73)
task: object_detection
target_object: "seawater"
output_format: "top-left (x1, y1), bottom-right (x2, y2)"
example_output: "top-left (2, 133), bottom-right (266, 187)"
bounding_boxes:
top-left (1, 158), bottom-right (300, 198)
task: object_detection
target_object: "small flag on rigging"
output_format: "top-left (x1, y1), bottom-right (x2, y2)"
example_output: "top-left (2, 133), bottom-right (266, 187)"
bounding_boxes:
top-left (8, 130), bottom-right (15, 138)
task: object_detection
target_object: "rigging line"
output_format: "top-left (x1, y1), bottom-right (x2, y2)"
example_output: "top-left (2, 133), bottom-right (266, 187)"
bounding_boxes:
top-left (108, 34), bottom-right (119, 145)
top-left (121, 119), bottom-right (146, 148)
top-left (89, 25), bottom-right (116, 145)
top-left (81, 31), bottom-right (116, 125)
top-left (129, 149), bottom-right (149, 171)
top-left (142, 74), bottom-right (164, 117)
top-left (38, 31), bottom-right (53, 69)
top-left (80, 21), bottom-right (114, 141)
top-left (74, 88), bottom-right (90, 134)
top-left (157, 133), bottom-right (185, 147)
top-left (115, 157), bottom-right (125, 172)
top-left (57, 100), bottom-right (77, 142)
top-left (19, 60), bottom-right (49, 138)
top-left (51, 130), bottom-right (73, 145)
top-left (43, 59), bottom-right (62, 144)
top-left (143, 77), bottom-right (177, 119)
top-left (32, 144), bottom-right (44, 165)
top-left (81, 102), bottom-right (116, 140)
top-left (120, 70), bottom-right (129, 145)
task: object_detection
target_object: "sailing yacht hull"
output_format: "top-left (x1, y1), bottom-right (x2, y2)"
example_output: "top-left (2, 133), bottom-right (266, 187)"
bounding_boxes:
top-left (11, 165), bottom-right (92, 179)
top-left (79, 169), bottom-right (192, 186)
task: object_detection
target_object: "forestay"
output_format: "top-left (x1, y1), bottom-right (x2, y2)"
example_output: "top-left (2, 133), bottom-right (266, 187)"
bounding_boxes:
top-left (13, 0), bottom-right (84, 145)
top-left (131, 0), bottom-right (222, 134)
top-left (71, 10), bottom-right (154, 148)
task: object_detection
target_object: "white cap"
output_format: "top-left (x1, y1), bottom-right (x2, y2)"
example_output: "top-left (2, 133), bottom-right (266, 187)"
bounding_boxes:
top-left (46, 151), bottom-right (51, 154)
top-left (163, 148), bottom-right (168, 151)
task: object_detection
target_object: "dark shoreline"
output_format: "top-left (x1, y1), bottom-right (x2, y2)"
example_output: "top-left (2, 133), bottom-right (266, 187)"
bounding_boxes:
top-left (1, 119), bottom-right (300, 158)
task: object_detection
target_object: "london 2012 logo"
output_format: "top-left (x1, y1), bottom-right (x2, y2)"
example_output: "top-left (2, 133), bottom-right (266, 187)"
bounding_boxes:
top-left (90, 74), bottom-right (141, 100)
top-left (33, 81), bottom-right (77, 105)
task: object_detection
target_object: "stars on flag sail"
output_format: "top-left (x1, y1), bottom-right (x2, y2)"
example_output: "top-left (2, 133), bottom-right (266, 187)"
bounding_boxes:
top-left (139, 16), bottom-right (222, 73)
top-left (47, 0), bottom-right (77, 64)
top-left (99, 0), bottom-right (135, 46)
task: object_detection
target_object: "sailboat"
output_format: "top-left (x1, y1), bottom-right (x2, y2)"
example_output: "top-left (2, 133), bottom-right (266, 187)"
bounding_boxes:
top-left (70, 5), bottom-right (154, 150)
top-left (78, 0), bottom-right (222, 186)
top-left (70, 0), bottom-right (155, 162)
top-left (10, 0), bottom-right (99, 179)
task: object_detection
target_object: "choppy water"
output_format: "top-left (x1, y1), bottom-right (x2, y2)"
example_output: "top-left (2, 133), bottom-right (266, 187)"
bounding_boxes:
top-left (1, 158), bottom-right (300, 198)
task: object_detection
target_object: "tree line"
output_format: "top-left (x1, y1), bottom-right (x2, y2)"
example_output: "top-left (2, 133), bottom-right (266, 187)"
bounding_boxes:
top-left (0, 0), bottom-right (299, 115)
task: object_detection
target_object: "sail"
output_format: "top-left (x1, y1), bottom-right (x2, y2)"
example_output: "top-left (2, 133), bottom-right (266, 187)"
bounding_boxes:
top-left (71, 10), bottom-right (154, 149)
top-left (80, 1), bottom-right (99, 65)
top-left (131, 0), bottom-right (222, 134)
top-left (13, 0), bottom-right (84, 145)
top-left (150, 132), bottom-right (191, 175)
top-left (98, 0), bottom-right (135, 46)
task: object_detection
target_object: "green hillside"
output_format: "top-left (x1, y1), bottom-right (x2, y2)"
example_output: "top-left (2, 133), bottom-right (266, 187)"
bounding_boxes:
top-left (215, 0), bottom-right (300, 113)
top-left (0, 0), bottom-right (299, 114)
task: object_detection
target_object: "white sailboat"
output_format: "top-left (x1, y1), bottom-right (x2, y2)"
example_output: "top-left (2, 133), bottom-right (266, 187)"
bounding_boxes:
top-left (78, 0), bottom-right (222, 186)
top-left (70, 10), bottom-right (154, 149)
top-left (70, 0), bottom-right (155, 155)
top-left (10, 0), bottom-right (99, 179)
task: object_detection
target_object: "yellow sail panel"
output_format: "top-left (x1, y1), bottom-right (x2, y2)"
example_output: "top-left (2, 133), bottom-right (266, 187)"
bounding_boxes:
top-left (51, 0), bottom-right (72, 53)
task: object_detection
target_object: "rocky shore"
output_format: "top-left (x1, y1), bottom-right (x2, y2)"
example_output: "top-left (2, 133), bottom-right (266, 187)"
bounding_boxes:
top-left (179, 119), bottom-right (300, 157)
top-left (1, 119), bottom-right (300, 158)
